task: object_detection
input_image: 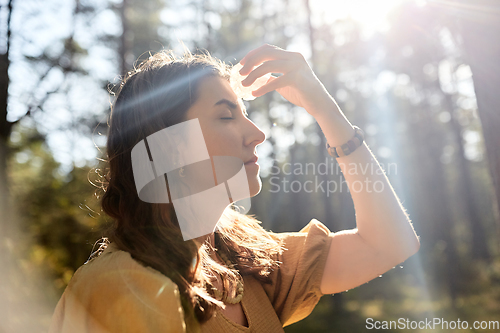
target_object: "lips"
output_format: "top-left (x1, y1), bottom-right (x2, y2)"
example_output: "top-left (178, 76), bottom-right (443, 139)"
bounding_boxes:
top-left (244, 155), bottom-right (258, 164)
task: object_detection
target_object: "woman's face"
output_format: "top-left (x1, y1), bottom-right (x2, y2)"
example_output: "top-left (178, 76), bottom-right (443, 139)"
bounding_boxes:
top-left (184, 76), bottom-right (266, 197)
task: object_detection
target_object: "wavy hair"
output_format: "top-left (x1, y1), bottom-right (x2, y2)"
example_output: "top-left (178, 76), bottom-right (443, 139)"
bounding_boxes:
top-left (98, 49), bottom-right (283, 332)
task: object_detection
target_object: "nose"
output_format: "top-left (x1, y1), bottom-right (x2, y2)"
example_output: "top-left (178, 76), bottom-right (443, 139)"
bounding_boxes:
top-left (243, 117), bottom-right (266, 148)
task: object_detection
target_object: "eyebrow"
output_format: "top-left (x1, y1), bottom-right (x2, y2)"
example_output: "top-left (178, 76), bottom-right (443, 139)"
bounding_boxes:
top-left (214, 98), bottom-right (248, 116)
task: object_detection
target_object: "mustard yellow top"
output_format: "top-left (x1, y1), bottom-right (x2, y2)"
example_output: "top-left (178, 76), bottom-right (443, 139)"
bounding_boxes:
top-left (49, 219), bottom-right (333, 333)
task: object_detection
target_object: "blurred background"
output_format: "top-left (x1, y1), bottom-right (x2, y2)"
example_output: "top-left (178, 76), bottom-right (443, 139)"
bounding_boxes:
top-left (1, 0), bottom-right (499, 331)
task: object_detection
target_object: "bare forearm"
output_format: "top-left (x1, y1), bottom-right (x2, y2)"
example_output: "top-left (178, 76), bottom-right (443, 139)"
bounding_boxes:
top-left (311, 98), bottom-right (420, 262)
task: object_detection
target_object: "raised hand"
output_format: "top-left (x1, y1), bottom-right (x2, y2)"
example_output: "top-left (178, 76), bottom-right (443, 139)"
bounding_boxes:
top-left (239, 44), bottom-right (336, 116)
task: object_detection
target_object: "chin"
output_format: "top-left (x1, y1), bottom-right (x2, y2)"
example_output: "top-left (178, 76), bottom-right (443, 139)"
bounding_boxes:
top-left (248, 176), bottom-right (262, 197)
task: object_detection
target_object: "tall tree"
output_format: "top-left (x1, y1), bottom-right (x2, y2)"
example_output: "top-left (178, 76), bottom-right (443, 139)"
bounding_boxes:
top-left (114, 0), bottom-right (165, 74)
top-left (0, 0), bottom-right (14, 238)
top-left (119, 0), bottom-right (130, 76)
top-left (445, 89), bottom-right (490, 260)
top-left (454, 0), bottom-right (500, 221)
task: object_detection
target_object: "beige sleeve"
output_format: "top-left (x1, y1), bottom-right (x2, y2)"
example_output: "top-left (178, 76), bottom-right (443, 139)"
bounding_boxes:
top-left (49, 251), bottom-right (187, 333)
top-left (262, 219), bottom-right (333, 327)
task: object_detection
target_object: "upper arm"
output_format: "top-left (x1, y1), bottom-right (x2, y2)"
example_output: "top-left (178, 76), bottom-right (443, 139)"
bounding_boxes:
top-left (320, 229), bottom-right (411, 295)
top-left (262, 219), bottom-right (333, 326)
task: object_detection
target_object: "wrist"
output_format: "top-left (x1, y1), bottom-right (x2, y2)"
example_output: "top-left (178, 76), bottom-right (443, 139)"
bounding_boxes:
top-left (305, 95), bottom-right (342, 119)
top-left (326, 126), bottom-right (365, 158)
top-left (314, 106), bottom-right (356, 148)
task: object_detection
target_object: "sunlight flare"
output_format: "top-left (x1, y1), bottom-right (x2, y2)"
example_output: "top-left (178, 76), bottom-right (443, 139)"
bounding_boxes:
top-left (312, 0), bottom-right (413, 32)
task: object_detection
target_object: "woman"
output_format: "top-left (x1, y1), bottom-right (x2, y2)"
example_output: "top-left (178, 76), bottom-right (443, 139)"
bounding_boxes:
top-left (49, 44), bottom-right (420, 332)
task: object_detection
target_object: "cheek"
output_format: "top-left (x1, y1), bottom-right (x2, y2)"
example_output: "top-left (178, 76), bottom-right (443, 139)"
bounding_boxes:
top-left (204, 128), bottom-right (241, 157)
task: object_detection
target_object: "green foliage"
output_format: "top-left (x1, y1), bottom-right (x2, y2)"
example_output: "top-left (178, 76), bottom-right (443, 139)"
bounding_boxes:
top-left (8, 126), bottom-right (108, 295)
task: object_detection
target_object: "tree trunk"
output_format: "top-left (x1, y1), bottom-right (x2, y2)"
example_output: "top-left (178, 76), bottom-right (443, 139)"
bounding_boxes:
top-left (411, 106), bottom-right (460, 303)
top-left (445, 92), bottom-right (490, 260)
top-left (457, 0), bottom-right (500, 223)
top-left (0, 139), bottom-right (11, 237)
top-left (202, 0), bottom-right (213, 52)
top-left (119, 0), bottom-right (130, 76)
top-left (0, 0), bottom-right (13, 239)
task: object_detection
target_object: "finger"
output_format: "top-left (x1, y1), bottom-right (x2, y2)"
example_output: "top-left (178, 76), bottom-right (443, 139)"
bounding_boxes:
top-left (251, 75), bottom-right (290, 98)
top-left (241, 60), bottom-right (290, 87)
top-left (240, 44), bottom-right (277, 66)
top-left (239, 44), bottom-right (288, 76)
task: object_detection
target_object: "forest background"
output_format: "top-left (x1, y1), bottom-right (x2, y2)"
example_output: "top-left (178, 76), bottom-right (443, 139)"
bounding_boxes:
top-left (1, 0), bottom-right (499, 332)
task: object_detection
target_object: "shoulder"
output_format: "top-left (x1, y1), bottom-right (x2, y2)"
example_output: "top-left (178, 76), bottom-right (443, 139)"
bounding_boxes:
top-left (269, 218), bottom-right (332, 247)
top-left (50, 243), bottom-right (186, 333)
top-left (69, 243), bottom-right (181, 306)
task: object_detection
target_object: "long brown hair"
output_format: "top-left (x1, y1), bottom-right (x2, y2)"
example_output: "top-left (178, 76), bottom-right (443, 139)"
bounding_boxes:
top-left (99, 49), bottom-right (283, 331)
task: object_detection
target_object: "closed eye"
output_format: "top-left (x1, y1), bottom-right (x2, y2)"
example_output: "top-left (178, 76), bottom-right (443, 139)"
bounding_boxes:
top-left (221, 117), bottom-right (234, 120)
